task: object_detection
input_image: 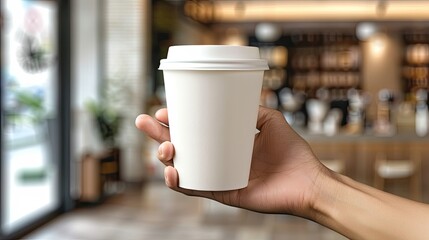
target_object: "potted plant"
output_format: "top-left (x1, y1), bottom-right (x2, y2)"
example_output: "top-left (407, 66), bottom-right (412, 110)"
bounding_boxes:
top-left (86, 101), bottom-right (122, 148)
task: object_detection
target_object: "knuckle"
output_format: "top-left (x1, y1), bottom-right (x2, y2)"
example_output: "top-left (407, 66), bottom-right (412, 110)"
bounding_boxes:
top-left (270, 109), bottom-right (284, 119)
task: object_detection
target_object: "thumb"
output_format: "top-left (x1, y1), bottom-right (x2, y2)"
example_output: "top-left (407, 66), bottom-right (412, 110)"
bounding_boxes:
top-left (255, 106), bottom-right (301, 138)
top-left (256, 106), bottom-right (285, 130)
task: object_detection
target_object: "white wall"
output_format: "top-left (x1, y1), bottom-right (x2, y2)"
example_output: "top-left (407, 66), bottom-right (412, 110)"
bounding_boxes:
top-left (104, 0), bottom-right (149, 182)
top-left (72, 0), bottom-right (150, 187)
top-left (71, 0), bottom-right (103, 198)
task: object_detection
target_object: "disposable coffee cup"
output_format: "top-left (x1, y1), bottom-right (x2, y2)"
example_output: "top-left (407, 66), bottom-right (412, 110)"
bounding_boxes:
top-left (159, 45), bottom-right (268, 191)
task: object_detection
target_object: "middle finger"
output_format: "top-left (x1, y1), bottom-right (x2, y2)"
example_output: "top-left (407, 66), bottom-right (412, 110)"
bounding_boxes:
top-left (158, 141), bottom-right (174, 166)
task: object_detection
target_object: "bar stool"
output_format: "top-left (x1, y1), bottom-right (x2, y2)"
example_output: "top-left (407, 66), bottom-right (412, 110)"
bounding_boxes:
top-left (373, 151), bottom-right (422, 201)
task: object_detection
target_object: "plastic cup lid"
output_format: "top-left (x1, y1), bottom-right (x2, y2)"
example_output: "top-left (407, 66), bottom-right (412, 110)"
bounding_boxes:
top-left (159, 45), bottom-right (269, 71)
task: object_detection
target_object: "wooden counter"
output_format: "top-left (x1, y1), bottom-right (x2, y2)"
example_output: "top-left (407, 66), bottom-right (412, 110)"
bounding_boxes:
top-left (294, 128), bottom-right (429, 202)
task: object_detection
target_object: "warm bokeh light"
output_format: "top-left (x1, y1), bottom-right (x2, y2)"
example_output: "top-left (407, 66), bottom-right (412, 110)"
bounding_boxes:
top-left (185, 1), bottom-right (429, 22)
top-left (370, 34), bottom-right (387, 56)
top-left (2, 0), bottom-right (429, 239)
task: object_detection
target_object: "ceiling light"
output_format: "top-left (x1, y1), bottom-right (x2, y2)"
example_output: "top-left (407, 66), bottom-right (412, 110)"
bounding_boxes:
top-left (356, 22), bottom-right (378, 41)
top-left (255, 23), bottom-right (282, 42)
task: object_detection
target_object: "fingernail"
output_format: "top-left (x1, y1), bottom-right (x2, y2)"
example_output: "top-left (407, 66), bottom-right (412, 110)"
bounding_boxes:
top-left (158, 145), bottom-right (164, 158)
top-left (165, 173), bottom-right (170, 187)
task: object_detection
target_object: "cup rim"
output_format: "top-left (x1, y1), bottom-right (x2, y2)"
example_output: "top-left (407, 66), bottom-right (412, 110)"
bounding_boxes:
top-left (159, 45), bottom-right (269, 70)
top-left (159, 59), bottom-right (269, 71)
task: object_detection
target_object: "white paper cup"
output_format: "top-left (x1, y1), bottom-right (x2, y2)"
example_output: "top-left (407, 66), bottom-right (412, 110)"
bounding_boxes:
top-left (159, 45), bottom-right (268, 191)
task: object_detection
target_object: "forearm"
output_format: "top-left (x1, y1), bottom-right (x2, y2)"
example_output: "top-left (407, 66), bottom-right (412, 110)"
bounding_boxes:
top-left (311, 170), bottom-right (429, 239)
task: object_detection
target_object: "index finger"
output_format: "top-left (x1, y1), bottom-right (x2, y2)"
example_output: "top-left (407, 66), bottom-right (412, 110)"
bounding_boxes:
top-left (135, 114), bottom-right (170, 143)
top-left (155, 108), bottom-right (169, 126)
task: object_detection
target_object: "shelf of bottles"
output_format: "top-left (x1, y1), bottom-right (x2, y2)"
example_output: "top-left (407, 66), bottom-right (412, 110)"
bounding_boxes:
top-left (402, 32), bottom-right (429, 99)
top-left (289, 33), bottom-right (360, 99)
top-left (250, 33), bottom-right (361, 128)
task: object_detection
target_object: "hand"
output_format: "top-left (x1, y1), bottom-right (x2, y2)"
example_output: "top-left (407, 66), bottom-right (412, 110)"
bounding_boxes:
top-left (135, 107), bottom-right (328, 217)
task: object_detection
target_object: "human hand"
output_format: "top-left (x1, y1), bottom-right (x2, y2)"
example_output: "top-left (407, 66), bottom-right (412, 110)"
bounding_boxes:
top-left (135, 107), bottom-right (328, 217)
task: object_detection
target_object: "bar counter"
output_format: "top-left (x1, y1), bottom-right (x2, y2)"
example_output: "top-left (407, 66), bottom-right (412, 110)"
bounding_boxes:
top-left (294, 128), bottom-right (429, 202)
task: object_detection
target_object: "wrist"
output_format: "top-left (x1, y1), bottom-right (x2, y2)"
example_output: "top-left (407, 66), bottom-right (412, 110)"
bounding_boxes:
top-left (304, 163), bottom-right (429, 240)
top-left (306, 166), bottom-right (343, 222)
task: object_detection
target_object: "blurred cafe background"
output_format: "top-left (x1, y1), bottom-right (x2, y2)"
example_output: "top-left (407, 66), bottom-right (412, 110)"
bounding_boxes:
top-left (1, 0), bottom-right (429, 239)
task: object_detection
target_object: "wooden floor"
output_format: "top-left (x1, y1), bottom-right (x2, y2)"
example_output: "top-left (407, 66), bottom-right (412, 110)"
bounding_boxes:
top-left (25, 181), bottom-right (346, 240)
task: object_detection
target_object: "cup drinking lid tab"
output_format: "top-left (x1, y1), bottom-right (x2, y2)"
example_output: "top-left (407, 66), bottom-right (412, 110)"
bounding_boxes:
top-left (159, 45), bottom-right (269, 71)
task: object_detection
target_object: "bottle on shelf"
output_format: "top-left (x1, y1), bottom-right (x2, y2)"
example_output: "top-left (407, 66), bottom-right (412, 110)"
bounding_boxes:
top-left (343, 88), bottom-right (370, 135)
top-left (415, 89), bottom-right (429, 137)
top-left (373, 89), bottom-right (396, 136)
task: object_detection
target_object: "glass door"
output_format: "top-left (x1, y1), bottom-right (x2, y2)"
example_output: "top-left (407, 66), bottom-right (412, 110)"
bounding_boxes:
top-left (1, 0), bottom-right (60, 236)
